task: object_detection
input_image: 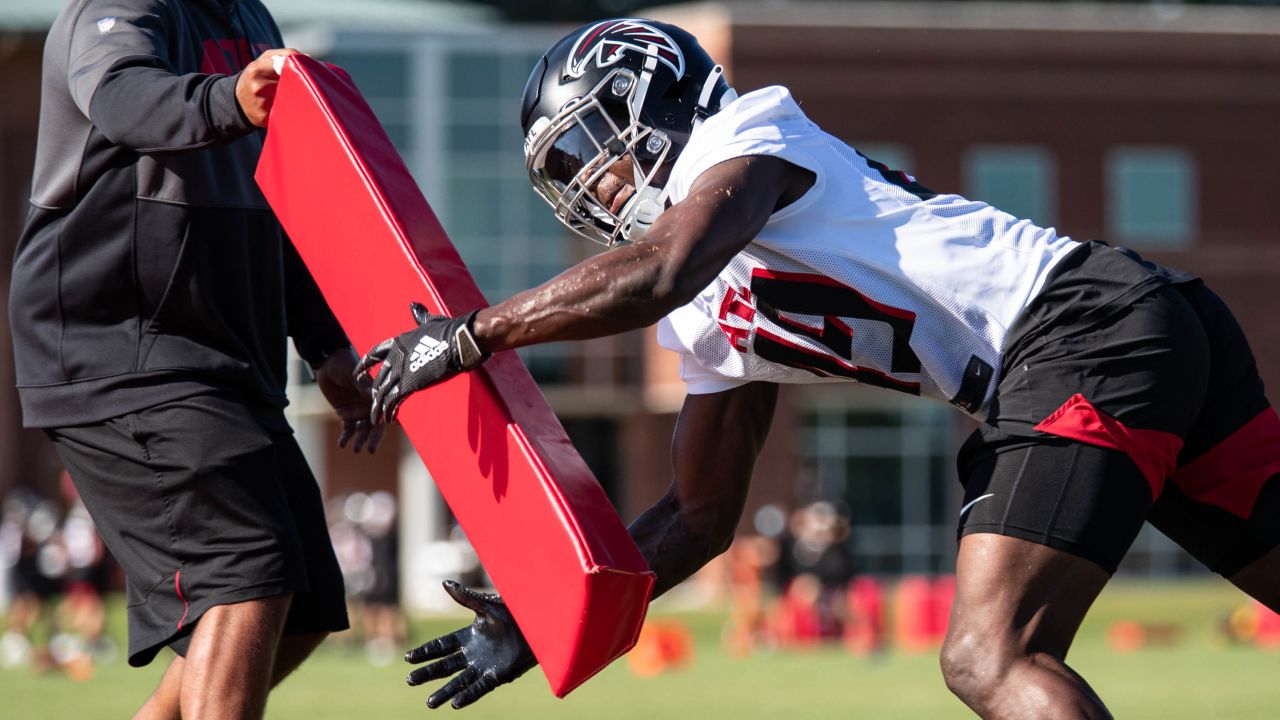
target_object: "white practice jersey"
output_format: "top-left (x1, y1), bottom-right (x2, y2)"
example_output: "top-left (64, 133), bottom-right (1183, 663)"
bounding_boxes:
top-left (655, 86), bottom-right (1080, 419)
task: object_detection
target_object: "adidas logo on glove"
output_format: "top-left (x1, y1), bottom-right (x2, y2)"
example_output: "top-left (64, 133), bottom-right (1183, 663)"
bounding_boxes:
top-left (409, 335), bottom-right (448, 373)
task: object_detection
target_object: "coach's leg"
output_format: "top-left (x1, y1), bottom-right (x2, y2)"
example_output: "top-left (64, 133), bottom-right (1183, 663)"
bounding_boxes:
top-left (133, 628), bottom-right (327, 719)
top-left (941, 533), bottom-right (1112, 720)
top-left (179, 594), bottom-right (293, 720)
top-left (133, 655), bottom-right (185, 720)
top-left (271, 632), bottom-right (329, 685)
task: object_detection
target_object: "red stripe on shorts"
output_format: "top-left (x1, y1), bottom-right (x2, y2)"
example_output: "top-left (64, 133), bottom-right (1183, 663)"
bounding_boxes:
top-left (1034, 393), bottom-right (1183, 499)
top-left (1171, 407), bottom-right (1280, 518)
top-left (175, 570), bottom-right (191, 630)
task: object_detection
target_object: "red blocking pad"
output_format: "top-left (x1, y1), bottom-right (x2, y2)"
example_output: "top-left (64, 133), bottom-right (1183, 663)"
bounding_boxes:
top-left (255, 55), bottom-right (654, 697)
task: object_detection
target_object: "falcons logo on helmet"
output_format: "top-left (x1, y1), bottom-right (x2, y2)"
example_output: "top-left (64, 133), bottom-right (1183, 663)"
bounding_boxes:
top-left (566, 19), bottom-right (685, 80)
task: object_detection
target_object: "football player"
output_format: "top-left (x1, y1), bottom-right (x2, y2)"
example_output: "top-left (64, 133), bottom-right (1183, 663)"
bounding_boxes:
top-left (359, 19), bottom-right (1280, 718)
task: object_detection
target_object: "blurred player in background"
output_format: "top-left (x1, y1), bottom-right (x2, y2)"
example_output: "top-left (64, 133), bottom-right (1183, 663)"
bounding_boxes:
top-left (0, 478), bottom-right (114, 679)
top-left (56, 471), bottom-right (114, 678)
top-left (9, 1), bottom-right (384, 717)
top-left (360, 19), bottom-right (1280, 719)
top-left (329, 491), bottom-right (406, 665)
top-left (1, 489), bottom-right (62, 673)
top-left (775, 502), bottom-right (855, 645)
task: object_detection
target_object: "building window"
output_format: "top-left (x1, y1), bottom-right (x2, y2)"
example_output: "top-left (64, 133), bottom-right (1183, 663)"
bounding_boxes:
top-left (1106, 147), bottom-right (1196, 249)
top-left (440, 49), bottom-right (569, 300)
top-left (427, 37), bottom-right (640, 388)
top-left (322, 50), bottom-right (412, 153)
top-left (799, 398), bottom-right (956, 574)
top-left (964, 145), bottom-right (1056, 228)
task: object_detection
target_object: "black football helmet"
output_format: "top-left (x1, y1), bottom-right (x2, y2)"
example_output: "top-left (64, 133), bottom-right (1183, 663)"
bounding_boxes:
top-left (521, 19), bottom-right (736, 246)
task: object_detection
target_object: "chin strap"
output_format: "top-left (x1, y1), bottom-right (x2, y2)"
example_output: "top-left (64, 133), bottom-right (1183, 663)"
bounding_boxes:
top-left (618, 46), bottom-right (665, 242)
top-left (623, 184), bottom-right (670, 241)
top-left (625, 63), bottom-right (736, 241)
top-left (692, 64), bottom-right (729, 132)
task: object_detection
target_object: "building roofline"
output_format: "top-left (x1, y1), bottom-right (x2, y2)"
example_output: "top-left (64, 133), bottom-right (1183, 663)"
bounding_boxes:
top-left (0, 0), bottom-right (495, 33)
top-left (646, 1), bottom-right (1280, 36)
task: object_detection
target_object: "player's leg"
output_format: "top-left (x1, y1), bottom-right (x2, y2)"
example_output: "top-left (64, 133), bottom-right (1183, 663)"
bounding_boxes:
top-left (942, 533), bottom-right (1111, 720)
top-left (942, 436), bottom-right (1154, 720)
top-left (1148, 282), bottom-right (1280, 613)
top-left (943, 271), bottom-right (1213, 717)
top-left (1229, 542), bottom-right (1280, 611)
top-left (1149, 451), bottom-right (1280, 611)
top-left (178, 594), bottom-right (293, 720)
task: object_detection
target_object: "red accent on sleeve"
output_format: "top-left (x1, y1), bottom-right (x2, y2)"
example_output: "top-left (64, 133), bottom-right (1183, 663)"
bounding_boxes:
top-left (1034, 393), bottom-right (1183, 500)
top-left (1172, 407), bottom-right (1280, 518)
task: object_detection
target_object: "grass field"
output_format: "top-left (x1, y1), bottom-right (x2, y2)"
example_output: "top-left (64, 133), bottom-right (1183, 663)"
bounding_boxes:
top-left (2, 578), bottom-right (1277, 719)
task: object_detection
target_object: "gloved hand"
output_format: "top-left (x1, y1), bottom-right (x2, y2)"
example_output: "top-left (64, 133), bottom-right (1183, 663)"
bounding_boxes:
top-left (405, 580), bottom-right (538, 709)
top-left (355, 303), bottom-right (489, 423)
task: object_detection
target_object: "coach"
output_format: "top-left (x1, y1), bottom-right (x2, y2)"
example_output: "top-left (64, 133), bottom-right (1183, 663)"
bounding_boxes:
top-left (9, 1), bottom-right (381, 717)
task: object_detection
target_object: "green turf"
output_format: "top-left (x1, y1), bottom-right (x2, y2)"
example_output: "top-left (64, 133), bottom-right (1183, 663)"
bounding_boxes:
top-left (2, 578), bottom-right (1277, 719)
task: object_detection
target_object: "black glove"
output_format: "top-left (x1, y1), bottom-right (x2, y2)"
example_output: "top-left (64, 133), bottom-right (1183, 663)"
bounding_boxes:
top-left (405, 580), bottom-right (538, 710)
top-left (355, 303), bottom-right (489, 423)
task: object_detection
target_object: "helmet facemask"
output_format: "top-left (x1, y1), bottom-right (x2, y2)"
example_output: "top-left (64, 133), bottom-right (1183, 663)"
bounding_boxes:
top-left (525, 64), bottom-right (675, 247)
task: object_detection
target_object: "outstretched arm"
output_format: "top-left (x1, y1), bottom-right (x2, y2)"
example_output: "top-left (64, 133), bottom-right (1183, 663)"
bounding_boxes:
top-left (473, 155), bottom-right (812, 352)
top-left (630, 381), bottom-right (779, 598)
top-left (359, 155), bottom-right (811, 421)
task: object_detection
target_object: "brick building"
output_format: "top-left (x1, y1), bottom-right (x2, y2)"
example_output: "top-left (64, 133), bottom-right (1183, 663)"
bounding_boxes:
top-left (3, 3), bottom-right (1279, 605)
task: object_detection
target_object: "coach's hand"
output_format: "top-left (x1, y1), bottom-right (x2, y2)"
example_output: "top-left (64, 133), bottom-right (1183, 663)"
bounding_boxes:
top-left (405, 580), bottom-right (537, 709)
top-left (315, 346), bottom-right (384, 453)
top-left (236, 48), bottom-right (298, 127)
top-left (355, 303), bottom-right (489, 424)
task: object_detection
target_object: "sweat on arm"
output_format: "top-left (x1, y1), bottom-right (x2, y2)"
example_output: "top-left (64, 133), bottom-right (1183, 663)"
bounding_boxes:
top-left (471, 154), bottom-right (814, 353)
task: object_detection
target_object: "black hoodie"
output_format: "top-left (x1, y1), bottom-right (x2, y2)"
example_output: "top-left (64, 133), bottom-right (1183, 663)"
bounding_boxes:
top-left (11, 0), bottom-right (347, 428)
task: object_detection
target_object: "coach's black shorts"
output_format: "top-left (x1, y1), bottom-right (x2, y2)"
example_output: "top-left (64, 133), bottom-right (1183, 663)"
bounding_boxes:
top-left (47, 390), bottom-right (349, 666)
top-left (958, 242), bottom-right (1280, 575)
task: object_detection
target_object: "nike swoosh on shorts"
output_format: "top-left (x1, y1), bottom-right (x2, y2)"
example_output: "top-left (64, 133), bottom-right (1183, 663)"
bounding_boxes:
top-left (959, 493), bottom-right (995, 519)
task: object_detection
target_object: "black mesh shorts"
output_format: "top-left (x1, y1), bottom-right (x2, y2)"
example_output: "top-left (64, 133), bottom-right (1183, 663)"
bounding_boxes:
top-left (958, 244), bottom-right (1280, 575)
top-left (47, 390), bottom-right (348, 666)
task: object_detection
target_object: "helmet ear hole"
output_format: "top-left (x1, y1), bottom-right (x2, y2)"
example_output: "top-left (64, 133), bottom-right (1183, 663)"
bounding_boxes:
top-left (662, 76), bottom-right (690, 100)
